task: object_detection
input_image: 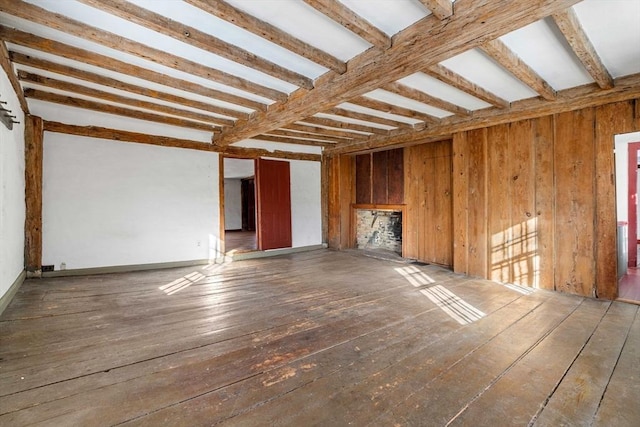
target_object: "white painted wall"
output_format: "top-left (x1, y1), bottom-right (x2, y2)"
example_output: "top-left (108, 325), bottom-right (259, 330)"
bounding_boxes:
top-left (0, 68), bottom-right (26, 300)
top-left (614, 131), bottom-right (640, 223)
top-left (290, 160), bottom-right (322, 247)
top-left (224, 179), bottom-right (242, 230)
top-left (42, 133), bottom-right (220, 269)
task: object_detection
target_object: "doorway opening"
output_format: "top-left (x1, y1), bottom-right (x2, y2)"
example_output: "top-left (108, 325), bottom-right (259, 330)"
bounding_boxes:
top-left (614, 131), bottom-right (640, 303)
top-left (223, 158), bottom-right (257, 253)
top-left (221, 157), bottom-right (293, 255)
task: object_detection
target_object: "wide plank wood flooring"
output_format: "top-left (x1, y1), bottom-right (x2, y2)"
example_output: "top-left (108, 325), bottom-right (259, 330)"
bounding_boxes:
top-left (0, 250), bottom-right (638, 426)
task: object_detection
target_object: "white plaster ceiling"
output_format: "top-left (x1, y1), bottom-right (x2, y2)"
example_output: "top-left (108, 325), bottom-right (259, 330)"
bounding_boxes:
top-left (0, 0), bottom-right (638, 153)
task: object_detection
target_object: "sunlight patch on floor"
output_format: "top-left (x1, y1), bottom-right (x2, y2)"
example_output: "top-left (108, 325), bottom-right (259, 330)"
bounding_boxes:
top-left (394, 265), bottom-right (436, 287)
top-left (159, 271), bottom-right (206, 295)
top-left (419, 285), bottom-right (486, 325)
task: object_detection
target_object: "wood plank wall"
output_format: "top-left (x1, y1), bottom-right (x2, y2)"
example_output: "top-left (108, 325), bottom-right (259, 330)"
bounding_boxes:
top-left (404, 140), bottom-right (453, 266)
top-left (354, 148), bottom-right (404, 205)
top-left (327, 154), bottom-right (354, 249)
top-left (328, 98), bottom-right (640, 299)
top-left (453, 99), bottom-right (640, 299)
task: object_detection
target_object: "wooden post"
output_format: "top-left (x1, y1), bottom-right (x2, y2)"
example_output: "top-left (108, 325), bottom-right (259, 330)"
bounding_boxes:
top-left (321, 153), bottom-right (329, 245)
top-left (24, 115), bottom-right (43, 276)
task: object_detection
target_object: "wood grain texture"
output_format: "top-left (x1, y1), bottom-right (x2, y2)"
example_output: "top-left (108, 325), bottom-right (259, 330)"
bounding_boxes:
top-left (481, 39), bottom-right (556, 101)
top-left (419, 0), bottom-right (453, 20)
top-left (486, 124), bottom-right (511, 283)
top-left (2, 29), bottom-right (267, 112)
top-left (42, 121), bottom-right (321, 161)
top-left (552, 8), bottom-right (613, 90)
top-left (185, 0), bottom-right (346, 74)
top-left (19, 71), bottom-right (236, 127)
top-left (2, 250), bottom-right (636, 425)
top-left (330, 73), bottom-right (640, 156)
top-left (26, 89), bottom-right (220, 132)
top-left (0, 0), bottom-right (286, 101)
top-left (466, 128), bottom-right (488, 277)
top-left (553, 108), bottom-right (596, 297)
top-left (387, 148), bottom-right (404, 205)
top-left (355, 154), bottom-right (371, 204)
top-left (24, 115), bottom-right (43, 274)
top-left (372, 151), bottom-right (388, 204)
top-left (217, 0), bottom-right (580, 144)
top-left (383, 82), bottom-right (472, 116)
top-left (0, 40), bottom-right (28, 113)
top-left (594, 101), bottom-right (635, 299)
top-left (533, 115), bottom-right (556, 290)
top-left (452, 132), bottom-right (469, 274)
top-left (303, 0), bottom-right (391, 49)
top-left (509, 119), bottom-right (535, 287)
top-left (77, 0), bottom-right (313, 90)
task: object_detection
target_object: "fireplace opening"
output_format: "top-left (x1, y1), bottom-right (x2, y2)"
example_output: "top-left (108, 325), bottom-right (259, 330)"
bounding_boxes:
top-left (356, 209), bottom-right (402, 255)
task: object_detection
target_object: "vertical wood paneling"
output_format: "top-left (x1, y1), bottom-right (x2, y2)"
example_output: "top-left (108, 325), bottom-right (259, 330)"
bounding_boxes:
top-left (486, 124), bottom-right (511, 282)
top-left (24, 115), bottom-right (43, 274)
top-left (321, 155), bottom-right (329, 244)
top-left (452, 132), bottom-right (469, 274)
top-left (434, 141), bottom-right (453, 266)
top-left (467, 128), bottom-right (488, 277)
top-left (372, 151), bottom-right (388, 204)
top-left (533, 115), bottom-right (556, 290)
top-left (327, 155), bottom-right (341, 249)
top-left (594, 101), bottom-right (635, 299)
top-left (387, 148), bottom-right (404, 204)
top-left (554, 109), bottom-right (596, 297)
top-left (339, 155), bottom-right (354, 249)
top-left (509, 120), bottom-right (535, 286)
top-left (404, 141), bottom-right (452, 266)
top-left (355, 154), bottom-right (371, 204)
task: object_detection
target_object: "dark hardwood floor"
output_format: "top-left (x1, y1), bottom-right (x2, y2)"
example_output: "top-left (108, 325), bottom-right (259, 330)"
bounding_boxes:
top-left (225, 230), bottom-right (257, 253)
top-left (0, 250), bottom-right (638, 426)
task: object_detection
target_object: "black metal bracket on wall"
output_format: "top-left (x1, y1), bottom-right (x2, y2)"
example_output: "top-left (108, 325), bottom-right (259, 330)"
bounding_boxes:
top-left (0, 95), bottom-right (19, 130)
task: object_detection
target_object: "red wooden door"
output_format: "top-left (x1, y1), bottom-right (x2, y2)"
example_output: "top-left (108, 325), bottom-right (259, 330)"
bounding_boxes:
top-left (256, 158), bottom-right (292, 250)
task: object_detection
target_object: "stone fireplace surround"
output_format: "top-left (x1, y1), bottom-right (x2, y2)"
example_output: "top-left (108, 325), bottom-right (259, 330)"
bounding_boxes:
top-left (353, 204), bottom-right (404, 255)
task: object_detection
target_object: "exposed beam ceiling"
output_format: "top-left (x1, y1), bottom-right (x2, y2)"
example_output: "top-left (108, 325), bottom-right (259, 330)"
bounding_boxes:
top-left (0, 0), bottom-right (637, 153)
top-left (552, 8), bottom-right (614, 90)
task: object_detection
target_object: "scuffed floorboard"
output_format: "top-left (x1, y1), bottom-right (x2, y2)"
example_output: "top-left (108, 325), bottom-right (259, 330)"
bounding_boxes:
top-left (0, 250), bottom-right (637, 426)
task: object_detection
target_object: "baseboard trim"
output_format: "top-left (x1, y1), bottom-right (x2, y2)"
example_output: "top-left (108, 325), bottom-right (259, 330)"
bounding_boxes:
top-left (0, 270), bottom-right (26, 316)
top-left (227, 243), bottom-right (327, 261)
top-left (42, 259), bottom-right (213, 278)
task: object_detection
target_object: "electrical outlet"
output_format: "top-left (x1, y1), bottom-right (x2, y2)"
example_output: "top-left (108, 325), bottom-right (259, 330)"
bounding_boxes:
top-left (197, 240), bottom-right (201, 247)
top-left (42, 265), bottom-right (54, 272)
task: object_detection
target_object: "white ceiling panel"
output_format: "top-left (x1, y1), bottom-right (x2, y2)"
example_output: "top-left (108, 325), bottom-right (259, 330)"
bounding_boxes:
top-left (21, 0), bottom-right (299, 94)
top-left (338, 102), bottom-right (422, 125)
top-left (128, 0), bottom-right (329, 79)
top-left (398, 72), bottom-right (493, 111)
top-left (499, 17), bottom-right (594, 91)
top-left (440, 48), bottom-right (539, 102)
top-left (339, 0), bottom-right (430, 36)
top-left (225, 0), bottom-right (369, 61)
top-left (314, 112), bottom-right (395, 130)
top-left (574, 0), bottom-right (640, 78)
top-left (365, 89), bottom-right (454, 119)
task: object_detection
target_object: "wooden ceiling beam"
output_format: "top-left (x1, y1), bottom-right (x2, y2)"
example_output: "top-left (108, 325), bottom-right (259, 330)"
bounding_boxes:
top-left (184, 0), bottom-right (346, 74)
top-left (424, 64), bottom-right (510, 108)
top-left (302, 116), bottom-right (389, 135)
top-left (268, 128), bottom-right (353, 143)
top-left (480, 39), bottom-right (557, 101)
top-left (0, 0), bottom-right (287, 101)
top-left (43, 121), bottom-right (321, 161)
top-left (252, 134), bottom-right (334, 147)
top-left (349, 96), bottom-right (440, 123)
top-left (302, 0), bottom-right (391, 49)
top-left (328, 72), bottom-right (640, 155)
top-left (324, 106), bottom-right (415, 129)
top-left (25, 89), bottom-right (221, 132)
top-left (215, 0), bottom-right (580, 145)
top-left (0, 26), bottom-right (268, 112)
top-left (283, 123), bottom-right (369, 140)
top-left (11, 53), bottom-right (250, 120)
top-left (382, 81), bottom-right (472, 116)
top-left (552, 8), bottom-right (613, 90)
top-left (77, 0), bottom-right (314, 90)
top-left (419, 0), bottom-right (454, 20)
top-left (0, 40), bottom-right (28, 113)
top-left (19, 71), bottom-right (236, 127)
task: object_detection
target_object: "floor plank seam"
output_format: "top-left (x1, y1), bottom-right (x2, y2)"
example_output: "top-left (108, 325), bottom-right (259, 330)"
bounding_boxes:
top-left (590, 306), bottom-right (640, 425)
top-left (526, 301), bottom-right (614, 426)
